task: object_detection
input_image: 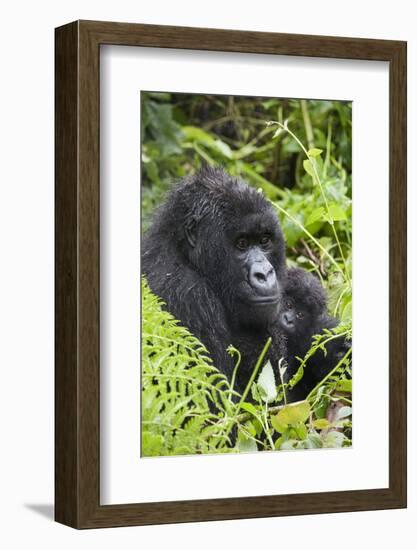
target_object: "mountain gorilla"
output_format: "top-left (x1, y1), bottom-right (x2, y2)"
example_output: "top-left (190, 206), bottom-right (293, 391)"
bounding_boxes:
top-left (142, 166), bottom-right (287, 394)
top-left (279, 267), bottom-right (350, 400)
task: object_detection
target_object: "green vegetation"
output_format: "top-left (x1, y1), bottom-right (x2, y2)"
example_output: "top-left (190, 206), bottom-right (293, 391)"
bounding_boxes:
top-left (141, 93), bottom-right (352, 455)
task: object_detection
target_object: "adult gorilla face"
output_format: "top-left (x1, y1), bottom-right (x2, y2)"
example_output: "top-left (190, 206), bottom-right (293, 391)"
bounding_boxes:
top-left (181, 174), bottom-right (286, 330)
top-left (225, 212), bottom-right (283, 327)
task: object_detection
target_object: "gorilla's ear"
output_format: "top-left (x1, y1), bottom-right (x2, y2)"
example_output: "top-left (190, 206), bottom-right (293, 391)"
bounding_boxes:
top-left (184, 216), bottom-right (197, 248)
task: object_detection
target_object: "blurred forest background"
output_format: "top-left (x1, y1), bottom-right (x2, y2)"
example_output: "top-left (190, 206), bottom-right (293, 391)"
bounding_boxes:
top-left (141, 93), bottom-right (352, 456)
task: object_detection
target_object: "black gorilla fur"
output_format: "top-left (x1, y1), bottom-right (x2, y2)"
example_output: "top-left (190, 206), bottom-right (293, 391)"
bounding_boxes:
top-left (279, 267), bottom-right (349, 400)
top-left (142, 166), bottom-right (287, 394)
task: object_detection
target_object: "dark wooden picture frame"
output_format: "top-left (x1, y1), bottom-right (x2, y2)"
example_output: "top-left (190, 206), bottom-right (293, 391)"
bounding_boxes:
top-left (55, 20), bottom-right (407, 529)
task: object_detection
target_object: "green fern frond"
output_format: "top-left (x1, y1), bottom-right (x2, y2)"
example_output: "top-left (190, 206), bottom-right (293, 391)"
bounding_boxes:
top-left (141, 277), bottom-right (233, 456)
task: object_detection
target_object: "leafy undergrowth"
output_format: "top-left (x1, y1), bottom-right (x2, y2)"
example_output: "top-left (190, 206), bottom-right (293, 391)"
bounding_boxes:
top-left (141, 95), bottom-right (353, 457)
top-left (141, 278), bottom-right (352, 457)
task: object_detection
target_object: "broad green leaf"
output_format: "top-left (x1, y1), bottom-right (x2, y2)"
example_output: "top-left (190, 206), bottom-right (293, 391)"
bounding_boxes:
top-left (274, 436), bottom-right (284, 450)
top-left (336, 379), bottom-right (352, 393)
top-left (313, 418), bottom-right (331, 430)
top-left (252, 418), bottom-right (263, 436)
top-left (273, 401), bottom-right (311, 433)
top-left (294, 422), bottom-right (308, 440)
top-left (281, 218), bottom-right (304, 247)
top-left (305, 207), bottom-right (325, 226)
top-left (271, 414), bottom-right (282, 433)
top-left (307, 148), bottom-right (323, 157)
top-left (314, 395), bottom-right (330, 419)
top-left (244, 421), bottom-right (257, 437)
top-left (257, 360), bottom-right (277, 403)
top-left (303, 159), bottom-right (315, 177)
top-left (327, 203), bottom-right (347, 222)
top-left (336, 406), bottom-right (352, 420)
top-left (240, 402), bottom-right (259, 417)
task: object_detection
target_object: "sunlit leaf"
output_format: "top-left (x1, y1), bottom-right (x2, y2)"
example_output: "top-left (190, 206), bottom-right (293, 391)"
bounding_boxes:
top-left (240, 402), bottom-right (259, 417)
top-left (303, 159), bottom-right (315, 177)
top-left (257, 360), bottom-right (277, 403)
top-left (273, 401), bottom-right (311, 433)
top-left (305, 207), bottom-right (325, 226)
top-left (313, 418), bottom-right (331, 430)
top-left (328, 203), bottom-right (347, 222)
top-left (336, 406), bottom-right (352, 420)
top-left (336, 379), bottom-right (352, 393)
top-left (307, 148), bottom-right (323, 157)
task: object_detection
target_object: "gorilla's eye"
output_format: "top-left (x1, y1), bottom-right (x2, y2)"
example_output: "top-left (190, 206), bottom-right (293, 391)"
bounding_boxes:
top-left (236, 237), bottom-right (249, 250)
top-left (260, 234), bottom-right (271, 246)
top-left (285, 300), bottom-right (293, 309)
top-left (296, 311), bottom-right (304, 320)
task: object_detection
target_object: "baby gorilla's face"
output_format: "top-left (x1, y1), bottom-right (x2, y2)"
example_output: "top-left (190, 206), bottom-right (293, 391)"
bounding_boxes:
top-left (279, 297), bottom-right (311, 336)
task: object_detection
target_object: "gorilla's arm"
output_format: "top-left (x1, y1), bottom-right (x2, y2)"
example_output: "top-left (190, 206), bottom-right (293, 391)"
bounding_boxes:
top-left (143, 245), bottom-right (233, 374)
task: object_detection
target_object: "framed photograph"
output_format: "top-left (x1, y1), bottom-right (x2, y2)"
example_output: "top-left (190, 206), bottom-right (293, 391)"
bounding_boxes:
top-left (55, 20), bottom-right (407, 528)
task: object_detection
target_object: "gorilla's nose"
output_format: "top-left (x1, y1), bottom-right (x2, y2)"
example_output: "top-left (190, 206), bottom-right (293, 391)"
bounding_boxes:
top-left (283, 312), bottom-right (294, 326)
top-left (249, 261), bottom-right (277, 293)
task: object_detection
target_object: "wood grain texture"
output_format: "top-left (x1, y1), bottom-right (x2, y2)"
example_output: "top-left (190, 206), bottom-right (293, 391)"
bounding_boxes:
top-left (55, 21), bottom-right (79, 527)
top-left (55, 20), bottom-right (407, 529)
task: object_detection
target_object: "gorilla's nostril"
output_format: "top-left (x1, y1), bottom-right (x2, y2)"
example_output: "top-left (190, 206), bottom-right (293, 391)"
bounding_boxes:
top-left (254, 271), bottom-right (267, 283)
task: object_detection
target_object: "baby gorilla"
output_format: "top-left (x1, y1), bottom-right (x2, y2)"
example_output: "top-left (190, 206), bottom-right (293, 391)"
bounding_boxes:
top-left (279, 267), bottom-right (349, 400)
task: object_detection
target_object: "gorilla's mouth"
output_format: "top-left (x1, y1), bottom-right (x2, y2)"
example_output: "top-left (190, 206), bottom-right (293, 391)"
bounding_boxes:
top-left (249, 294), bottom-right (279, 305)
top-left (236, 281), bottom-right (280, 308)
top-left (246, 294), bottom-right (280, 305)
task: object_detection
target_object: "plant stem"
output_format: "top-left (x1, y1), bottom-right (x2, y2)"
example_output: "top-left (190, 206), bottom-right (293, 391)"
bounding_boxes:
top-left (268, 120), bottom-right (351, 286)
top-left (271, 201), bottom-right (345, 277)
top-left (229, 348), bottom-right (242, 402)
top-left (333, 284), bottom-right (349, 317)
top-left (236, 337), bottom-right (272, 412)
top-left (218, 338), bottom-right (272, 447)
top-left (277, 357), bottom-right (288, 405)
top-left (323, 117), bottom-right (333, 178)
top-left (263, 403), bottom-right (276, 450)
top-left (300, 99), bottom-right (315, 150)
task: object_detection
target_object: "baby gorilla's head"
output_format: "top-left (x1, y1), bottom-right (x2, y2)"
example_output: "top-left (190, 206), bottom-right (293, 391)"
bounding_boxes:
top-left (279, 268), bottom-right (327, 338)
